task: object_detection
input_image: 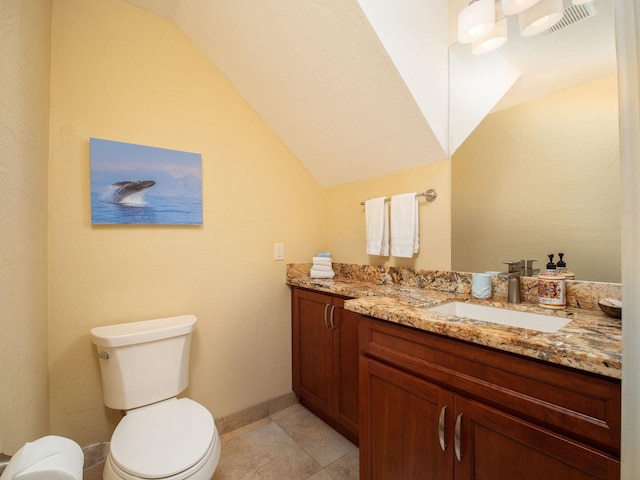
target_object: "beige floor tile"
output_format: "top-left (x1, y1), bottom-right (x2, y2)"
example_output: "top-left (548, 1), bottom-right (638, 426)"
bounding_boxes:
top-left (212, 422), bottom-right (321, 480)
top-left (270, 402), bottom-right (305, 421)
top-left (324, 448), bottom-right (360, 480)
top-left (275, 407), bottom-right (356, 467)
top-left (219, 417), bottom-right (272, 442)
top-left (306, 469), bottom-right (335, 480)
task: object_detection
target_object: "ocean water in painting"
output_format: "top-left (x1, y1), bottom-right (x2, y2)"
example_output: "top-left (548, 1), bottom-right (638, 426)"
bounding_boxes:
top-left (90, 138), bottom-right (203, 225)
top-left (91, 191), bottom-right (202, 225)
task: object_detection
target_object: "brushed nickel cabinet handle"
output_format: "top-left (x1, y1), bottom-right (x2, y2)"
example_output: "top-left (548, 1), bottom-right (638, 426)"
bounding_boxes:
top-left (324, 304), bottom-right (330, 328)
top-left (439, 406), bottom-right (447, 452)
top-left (329, 305), bottom-right (336, 330)
top-left (454, 413), bottom-right (463, 461)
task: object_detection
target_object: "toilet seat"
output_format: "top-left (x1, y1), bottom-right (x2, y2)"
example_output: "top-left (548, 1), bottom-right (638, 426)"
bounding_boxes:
top-left (109, 398), bottom-right (216, 479)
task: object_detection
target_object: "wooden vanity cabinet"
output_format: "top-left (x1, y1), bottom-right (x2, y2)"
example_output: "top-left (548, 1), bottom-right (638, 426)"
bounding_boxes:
top-left (291, 287), bottom-right (359, 443)
top-left (360, 316), bottom-right (621, 480)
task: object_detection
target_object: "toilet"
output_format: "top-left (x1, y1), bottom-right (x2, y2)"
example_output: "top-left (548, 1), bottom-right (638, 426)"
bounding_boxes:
top-left (90, 315), bottom-right (220, 480)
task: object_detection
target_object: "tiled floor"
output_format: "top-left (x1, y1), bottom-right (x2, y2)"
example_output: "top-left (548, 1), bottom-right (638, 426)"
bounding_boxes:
top-left (212, 404), bottom-right (359, 480)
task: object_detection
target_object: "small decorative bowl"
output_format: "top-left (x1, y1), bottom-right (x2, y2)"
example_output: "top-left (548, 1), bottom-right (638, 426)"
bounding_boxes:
top-left (598, 298), bottom-right (622, 319)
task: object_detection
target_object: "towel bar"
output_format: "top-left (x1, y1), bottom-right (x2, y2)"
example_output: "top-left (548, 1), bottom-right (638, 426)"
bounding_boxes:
top-left (360, 188), bottom-right (437, 206)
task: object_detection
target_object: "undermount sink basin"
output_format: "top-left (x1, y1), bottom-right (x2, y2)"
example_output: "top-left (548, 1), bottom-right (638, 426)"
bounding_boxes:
top-left (427, 302), bottom-right (570, 333)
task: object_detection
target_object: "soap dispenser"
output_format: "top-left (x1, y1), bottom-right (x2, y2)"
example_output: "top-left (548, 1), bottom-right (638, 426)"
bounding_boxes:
top-left (537, 254), bottom-right (566, 309)
top-left (556, 253), bottom-right (575, 280)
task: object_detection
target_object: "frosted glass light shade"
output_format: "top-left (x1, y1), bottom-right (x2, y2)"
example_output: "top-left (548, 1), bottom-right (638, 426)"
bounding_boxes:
top-left (502, 0), bottom-right (540, 15)
top-left (472, 18), bottom-right (508, 54)
top-left (572, 0), bottom-right (594, 4)
top-left (519, 0), bottom-right (564, 37)
top-left (458, 0), bottom-right (496, 44)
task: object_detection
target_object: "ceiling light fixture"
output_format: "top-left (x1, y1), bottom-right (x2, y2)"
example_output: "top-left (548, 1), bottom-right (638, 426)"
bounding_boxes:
top-left (458, 0), bottom-right (496, 44)
top-left (459, 0), bottom-right (569, 55)
top-left (472, 17), bottom-right (508, 54)
top-left (502, 0), bottom-right (541, 15)
top-left (519, 0), bottom-right (564, 36)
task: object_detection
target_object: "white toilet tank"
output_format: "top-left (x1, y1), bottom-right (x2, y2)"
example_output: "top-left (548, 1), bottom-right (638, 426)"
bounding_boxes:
top-left (90, 315), bottom-right (197, 410)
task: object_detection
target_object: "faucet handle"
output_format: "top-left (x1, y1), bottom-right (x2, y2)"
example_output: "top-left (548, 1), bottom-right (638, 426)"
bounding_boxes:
top-left (502, 261), bottom-right (521, 274)
top-left (519, 259), bottom-right (538, 276)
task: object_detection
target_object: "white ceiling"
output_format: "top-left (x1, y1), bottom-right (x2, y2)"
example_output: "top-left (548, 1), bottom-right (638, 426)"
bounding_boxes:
top-left (124, 0), bottom-right (449, 188)
top-left (124, 0), bottom-right (617, 187)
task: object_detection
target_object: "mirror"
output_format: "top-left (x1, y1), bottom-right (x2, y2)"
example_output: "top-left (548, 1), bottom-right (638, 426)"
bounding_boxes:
top-left (449, 0), bottom-right (620, 283)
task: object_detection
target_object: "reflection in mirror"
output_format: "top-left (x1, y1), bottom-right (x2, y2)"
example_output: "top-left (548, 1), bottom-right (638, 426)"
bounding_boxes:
top-left (449, 0), bottom-right (620, 283)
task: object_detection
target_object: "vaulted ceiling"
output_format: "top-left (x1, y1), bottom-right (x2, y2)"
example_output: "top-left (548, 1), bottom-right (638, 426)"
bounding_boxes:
top-left (124, 0), bottom-right (616, 188)
top-left (123, 0), bottom-right (449, 188)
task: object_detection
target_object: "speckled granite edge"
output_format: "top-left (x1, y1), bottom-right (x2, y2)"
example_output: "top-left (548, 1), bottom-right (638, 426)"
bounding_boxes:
top-left (287, 263), bottom-right (622, 311)
top-left (286, 263), bottom-right (622, 379)
top-left (346, 295), bottom-right (622, 379)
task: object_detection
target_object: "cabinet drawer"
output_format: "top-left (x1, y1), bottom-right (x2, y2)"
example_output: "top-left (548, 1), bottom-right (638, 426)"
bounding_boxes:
top-left (360, 316), bottom-right (620, 455)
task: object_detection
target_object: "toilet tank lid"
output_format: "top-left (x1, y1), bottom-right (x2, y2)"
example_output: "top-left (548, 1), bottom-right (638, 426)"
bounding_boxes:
top-left (90, 315), bottom-right (196, 347)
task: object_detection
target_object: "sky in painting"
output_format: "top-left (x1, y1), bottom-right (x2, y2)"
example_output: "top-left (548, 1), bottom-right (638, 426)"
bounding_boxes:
top-left (90, 138), bottom-right (202, 198)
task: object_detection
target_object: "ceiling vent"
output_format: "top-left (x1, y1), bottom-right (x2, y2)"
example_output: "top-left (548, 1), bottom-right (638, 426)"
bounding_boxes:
top-left (547, 2), bottom-right (597, 33)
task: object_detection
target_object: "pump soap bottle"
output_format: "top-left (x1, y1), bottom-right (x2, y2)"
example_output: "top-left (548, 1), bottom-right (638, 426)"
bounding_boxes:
top-left (557, 253), bottom-right (575, 280)
top-left (537, 254), bottom-right (566, 309)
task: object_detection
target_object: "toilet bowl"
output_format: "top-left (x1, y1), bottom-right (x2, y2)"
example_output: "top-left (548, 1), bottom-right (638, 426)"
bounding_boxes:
top-left (91, 315), bottom-right (220, 480)
top-left (103, 398), bottom-right (220, 480)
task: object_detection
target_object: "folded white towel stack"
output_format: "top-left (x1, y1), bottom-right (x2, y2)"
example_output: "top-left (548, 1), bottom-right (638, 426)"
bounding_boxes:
top-left (365, 197), bottom-right (389, 256)
top-left (310, 254), bottom-right (335, 279)
top-left (391, 193), bottom-right (419, 258)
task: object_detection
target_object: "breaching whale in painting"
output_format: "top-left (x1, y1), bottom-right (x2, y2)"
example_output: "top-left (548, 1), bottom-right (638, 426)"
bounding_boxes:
top-left (109, 180), bottom-right (156, 204)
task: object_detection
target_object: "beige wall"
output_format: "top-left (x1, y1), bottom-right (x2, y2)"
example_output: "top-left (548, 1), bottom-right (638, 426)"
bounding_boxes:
top-left (0, 0), bottom-right (52, 455)
top-left (325, 160), bottom-right (451, 270)
top-left (452, 75), bottom-right (620, 282)
top-left (48, 0), bottom-right (325, 446)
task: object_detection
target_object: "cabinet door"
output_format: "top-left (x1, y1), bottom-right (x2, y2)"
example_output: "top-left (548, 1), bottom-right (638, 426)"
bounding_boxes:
top-left (453, 396), bottom-right (620, 480)
top-left (332, 305), bottom-right (360, 439)
top-left (360, 357), bottom-right (453, 480)
top-left (292, 289), bottom-right (334, 414)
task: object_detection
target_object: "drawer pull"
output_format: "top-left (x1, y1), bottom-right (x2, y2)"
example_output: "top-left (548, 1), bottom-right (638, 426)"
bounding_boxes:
top-left (439, 406), bottom-right (447, 452)
top-left (324, 304), bottom-right (330, 328)
top-left (454, 414), bottom-right (463, 461)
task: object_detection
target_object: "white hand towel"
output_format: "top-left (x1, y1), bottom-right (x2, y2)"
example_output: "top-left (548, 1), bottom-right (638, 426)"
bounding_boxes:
top-left (391, 193), bottom-right (419, 258)
top-left (365, 197), bottom-right (389, 256)
top-left (311, 264), bottom-right (333, 272)
top-left (312, 257), bottom-right (333, 266)
top-left (310, 268), bottom-right (335, 279)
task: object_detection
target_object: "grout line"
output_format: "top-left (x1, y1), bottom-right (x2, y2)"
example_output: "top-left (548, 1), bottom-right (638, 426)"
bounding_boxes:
top-left (219, 417), bottom-right (273, 443)
top-left (271, 402), bottom-right (305, 422)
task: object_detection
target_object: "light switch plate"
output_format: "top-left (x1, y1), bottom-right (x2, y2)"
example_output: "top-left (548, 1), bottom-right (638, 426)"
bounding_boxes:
top-left (274, 243), bottom-right (284, 261)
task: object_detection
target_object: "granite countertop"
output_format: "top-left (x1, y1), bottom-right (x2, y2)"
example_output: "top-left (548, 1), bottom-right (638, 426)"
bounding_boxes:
top-left (288, 268), bottom-right (622, 380)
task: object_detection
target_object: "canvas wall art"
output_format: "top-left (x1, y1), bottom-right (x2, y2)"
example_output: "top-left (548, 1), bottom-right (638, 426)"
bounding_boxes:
top-left (90, 138), bottom-right (203, 225)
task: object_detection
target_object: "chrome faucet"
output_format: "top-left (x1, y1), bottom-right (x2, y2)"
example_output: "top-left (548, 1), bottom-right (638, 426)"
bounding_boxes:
top-left (500, 261), bottom-right (521, 304)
